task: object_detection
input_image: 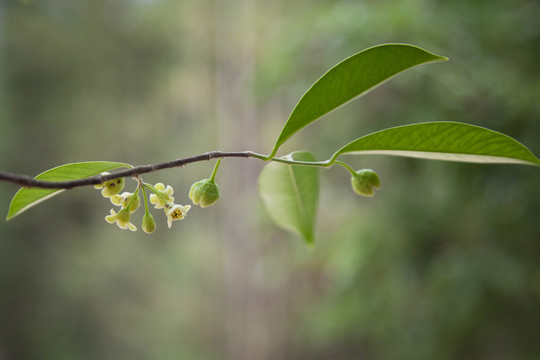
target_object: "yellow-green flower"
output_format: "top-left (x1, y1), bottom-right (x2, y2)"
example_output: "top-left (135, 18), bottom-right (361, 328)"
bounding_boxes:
top-left (110, 191), bottom-right (140, 213)
top-left (105, 208), bottom-right (137, 231)
top-left (149, 183), bottom-right (174, 209)
top-left (164, 203), bottom-right (191, 228)
top-left (94, 172), bottom-right (125, 198)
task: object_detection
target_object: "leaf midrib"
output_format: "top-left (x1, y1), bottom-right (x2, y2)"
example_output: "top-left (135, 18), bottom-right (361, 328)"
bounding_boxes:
top-left (287, 165), bottom-right (309, 236)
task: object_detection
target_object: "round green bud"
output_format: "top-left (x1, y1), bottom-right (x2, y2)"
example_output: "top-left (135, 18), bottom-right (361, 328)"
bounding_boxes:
top-left (142, 212), bottom-right (156, 234)
top-left (189, 179), bottom-right (220, 208)
top-left (351, 169), bottom-right (381, 197)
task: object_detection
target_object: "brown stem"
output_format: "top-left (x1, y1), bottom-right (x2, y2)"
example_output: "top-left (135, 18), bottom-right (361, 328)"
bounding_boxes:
top-left (0, 151), bottom-right (267, 190)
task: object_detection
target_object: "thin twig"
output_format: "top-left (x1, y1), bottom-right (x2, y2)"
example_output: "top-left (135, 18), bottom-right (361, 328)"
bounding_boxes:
top-left (0, 151), bottom-right (267, 190)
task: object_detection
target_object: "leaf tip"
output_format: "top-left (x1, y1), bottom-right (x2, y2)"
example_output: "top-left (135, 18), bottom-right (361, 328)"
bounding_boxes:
top-left (6, 200), bottom-right (18, 221)
top-left (304, 238), bottom-right (315, 249)
top-left (6, 209), bottom-right (17, 222)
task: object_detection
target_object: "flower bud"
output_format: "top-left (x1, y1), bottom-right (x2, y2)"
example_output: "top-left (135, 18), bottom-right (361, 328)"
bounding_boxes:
top-left (351, 169), bottom-right (381, 197)
top-left (189, 179), bottom-right (220, 208)
top-left (142, 212), bottom-right (156, 234)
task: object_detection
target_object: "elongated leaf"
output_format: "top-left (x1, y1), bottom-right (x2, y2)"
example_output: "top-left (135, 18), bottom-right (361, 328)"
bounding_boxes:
top-left (331, 122), bottom-right (540, 166)
top-left (269, 44), bottom-right (448, 156)
top-left (7, 161), bottom-right (132, 220)
top-left (259, 151), bottom-right (319, 245)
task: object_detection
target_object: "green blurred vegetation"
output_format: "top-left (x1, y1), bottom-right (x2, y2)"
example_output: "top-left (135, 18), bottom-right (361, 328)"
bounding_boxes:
top-left (1, 0), bottom-right (539, 359)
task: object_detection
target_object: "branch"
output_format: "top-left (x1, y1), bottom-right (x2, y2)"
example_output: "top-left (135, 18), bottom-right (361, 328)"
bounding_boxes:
top-left (0, 151), bottom-right (267, 190)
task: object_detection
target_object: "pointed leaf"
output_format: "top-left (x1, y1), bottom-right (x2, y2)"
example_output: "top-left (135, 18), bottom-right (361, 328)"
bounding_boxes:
top-left (270, 44), bottom-right (448, 156)
top-left (332, 122), bottom-right (540, 166)
top-left (259, 151), bottom-right (319, 245)
top-left (7, 161), bottom-right (132, 220)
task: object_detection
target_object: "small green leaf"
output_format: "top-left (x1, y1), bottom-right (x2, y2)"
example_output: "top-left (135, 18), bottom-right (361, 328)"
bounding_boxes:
top-left (259, 151), bottom-right (319, 245)
top-left (269, 44), bottom-right (448, 157)
top-left (331, 122), bottom-right (540, 166)
top-left (6, 161), bottom-right (132, 221)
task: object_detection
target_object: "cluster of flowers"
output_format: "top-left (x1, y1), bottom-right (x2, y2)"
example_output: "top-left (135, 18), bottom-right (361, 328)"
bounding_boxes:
top-left (94, 172), bottom-right (220, 234)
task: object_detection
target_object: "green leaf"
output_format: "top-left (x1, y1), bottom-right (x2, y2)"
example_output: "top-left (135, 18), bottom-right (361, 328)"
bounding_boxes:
top-left (331, 122), bottom-right (540, 166)
top-left (269, 43), bottom-right (448, 157)
top-left (6, 161), bottom-right (132, 221)
top-left (258, 151), bottom-right (319, 245)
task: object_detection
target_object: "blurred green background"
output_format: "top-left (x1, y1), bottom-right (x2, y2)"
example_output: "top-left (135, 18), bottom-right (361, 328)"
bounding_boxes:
top-left (1, 0), bottom-right (540, 359)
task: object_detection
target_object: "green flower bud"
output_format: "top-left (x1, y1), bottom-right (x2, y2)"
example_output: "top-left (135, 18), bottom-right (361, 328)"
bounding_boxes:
top-left (189, 179), bottom-right (220, 208)
top-left (351, 169), bottom-right (381, 197)
top-left (142, 212), bottom-right (156, 234)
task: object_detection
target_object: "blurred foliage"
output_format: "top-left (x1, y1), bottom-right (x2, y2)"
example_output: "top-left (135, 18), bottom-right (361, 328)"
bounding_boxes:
top-left (1, 0), bottom-right (540, 359)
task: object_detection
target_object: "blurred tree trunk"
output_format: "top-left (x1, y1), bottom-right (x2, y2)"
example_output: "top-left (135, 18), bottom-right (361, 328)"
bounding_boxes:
top-left (214, 0), bottom-right (270, 359)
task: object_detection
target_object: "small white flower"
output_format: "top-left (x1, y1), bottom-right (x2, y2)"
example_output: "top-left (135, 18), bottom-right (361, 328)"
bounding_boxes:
top-left (94, 172), bottom-right (125, 198)
top-left (164, 203), bottom-right (191, 228)
top-left (149, 183), bottom-right (174, 209)
top-left (110, 192), bottom-right (140, 213)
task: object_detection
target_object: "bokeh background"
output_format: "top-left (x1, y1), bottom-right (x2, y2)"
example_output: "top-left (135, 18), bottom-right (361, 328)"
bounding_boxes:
top-left (1, 0), bottom-right (540, 359)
